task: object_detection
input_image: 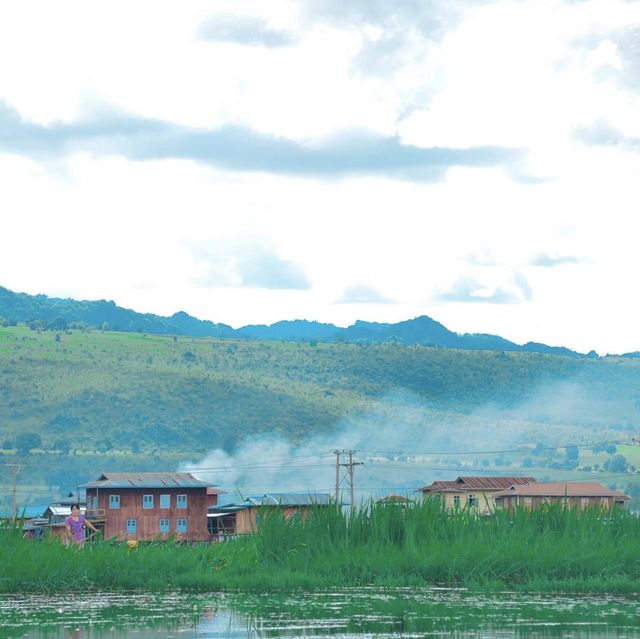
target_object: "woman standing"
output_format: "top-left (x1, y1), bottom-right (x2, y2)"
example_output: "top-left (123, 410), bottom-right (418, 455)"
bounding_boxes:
top-left (65, 503), bottom-right (98, 547)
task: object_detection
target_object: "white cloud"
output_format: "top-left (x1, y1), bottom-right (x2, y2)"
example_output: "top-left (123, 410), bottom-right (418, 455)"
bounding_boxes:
top-left (0, 1), bottom-right (639, 354)
top-left (337, 284), bottom-right (394, 304)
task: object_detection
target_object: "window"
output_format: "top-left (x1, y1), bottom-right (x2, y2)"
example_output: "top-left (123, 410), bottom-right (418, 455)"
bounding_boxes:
top-left (467, 494), bottom-right (478, 508)
top-left (143, 494), bottom-right (154, 509)
top-left (160, 519), bottom-right (170, 533)
top-left (453, 495), bottom-right (460, 508)
top-left (109, 495), bottom-right (120, 509)
top-left (160, 494), bottom-right (170, 509)
top-left (177, 519), bottom-right (187, 533)
top-left (177, 494), bottom-right (187, 509)
top-left (126, 519), bottom-right (137, 533)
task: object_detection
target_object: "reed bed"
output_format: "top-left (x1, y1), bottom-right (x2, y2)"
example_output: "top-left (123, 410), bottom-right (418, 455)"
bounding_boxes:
top-left (2, 500), bottom-right (639, 593)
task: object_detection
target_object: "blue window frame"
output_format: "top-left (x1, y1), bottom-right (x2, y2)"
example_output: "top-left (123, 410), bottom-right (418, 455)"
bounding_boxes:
top-left (126, 519), bottom-right (137, 533)
top-left (143, 494), bottom-right (154, 509)
top-left (177, 494), bottom-right (187, 509)
top-left (176, 518), bottom-right (187, 533)
top-left (160, 519), bottom-right (170, 533)
top-left (160, 494), bottom-right (170, 509)
top-left (109, 495), bottom-right (120, 509)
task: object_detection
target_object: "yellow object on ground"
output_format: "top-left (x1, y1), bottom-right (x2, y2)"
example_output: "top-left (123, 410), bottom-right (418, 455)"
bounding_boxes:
top-left (127, 540), bottom-right (139, 549)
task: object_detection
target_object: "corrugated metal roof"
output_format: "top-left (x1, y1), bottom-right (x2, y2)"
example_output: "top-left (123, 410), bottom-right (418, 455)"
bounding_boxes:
top-left (418, 480), bottom-right (459, 492)
top-left (210, 493), bottom-right (331, 511)
top-left (0, 506), bottom-right (47, 519)
top-left (79, 472), bottom-right (210, 489)
top-left (492, 481), bottom-right (629, 499)
top-left (246, 493), bottom-right (331, 507)
top-left (207, 505), bottom-right (250, 514)
top-left (46, 505), bottom-right (86, 516)
top-left (457, 476), bottom-right (537, 490)
top-left (419, 476), bottom-right (536, 492)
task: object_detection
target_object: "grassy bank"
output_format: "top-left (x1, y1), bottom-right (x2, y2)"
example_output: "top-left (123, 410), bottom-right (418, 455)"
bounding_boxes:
top-left (2, 500), bottom-right (639, 593)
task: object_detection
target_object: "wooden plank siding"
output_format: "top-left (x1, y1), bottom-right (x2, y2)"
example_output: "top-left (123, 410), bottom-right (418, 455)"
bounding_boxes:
top-left (496, 495), bottom-right (621, 510)
top-left (87, 487), bottom-right (210, 541)
top-left (217, 505), bottom-right (320, 536)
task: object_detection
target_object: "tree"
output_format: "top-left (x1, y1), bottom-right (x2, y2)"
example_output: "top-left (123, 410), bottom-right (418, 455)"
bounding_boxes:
top-left (565, 445), bottom-right (579, 462)
top-left (606, 454), bottom-right (628, 473)
top-left (15, 432), bottom-right (42, 455)
top-left (47, 317), bottom-right (67, 331)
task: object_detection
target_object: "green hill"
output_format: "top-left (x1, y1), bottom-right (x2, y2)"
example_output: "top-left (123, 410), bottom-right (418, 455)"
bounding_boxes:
top-left (1, 325), bottom-right (640, 507)
top-left (0, 284), bottom-right (602, 356)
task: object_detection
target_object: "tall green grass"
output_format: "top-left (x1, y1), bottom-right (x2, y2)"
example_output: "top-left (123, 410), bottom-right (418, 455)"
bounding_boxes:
top-left (2, 500), bottom-right (639, 593)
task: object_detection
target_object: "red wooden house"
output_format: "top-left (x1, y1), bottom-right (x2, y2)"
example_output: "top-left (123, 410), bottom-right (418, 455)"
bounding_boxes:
top-left (81, 472), bottom-right (219, 541)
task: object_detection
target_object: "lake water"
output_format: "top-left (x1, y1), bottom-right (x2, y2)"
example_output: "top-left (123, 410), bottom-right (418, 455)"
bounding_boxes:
top-left (1, 588), bottom-right (640, 638)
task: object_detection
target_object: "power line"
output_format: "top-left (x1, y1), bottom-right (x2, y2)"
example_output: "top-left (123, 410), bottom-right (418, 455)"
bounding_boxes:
top-left (184, 462), bottom-right (334, 473)
top-left (1, 437), bottom-right (630, 474)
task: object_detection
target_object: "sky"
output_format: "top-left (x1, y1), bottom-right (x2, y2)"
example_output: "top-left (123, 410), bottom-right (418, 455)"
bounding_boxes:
top-left (1, 1), bottom-right (640, 355)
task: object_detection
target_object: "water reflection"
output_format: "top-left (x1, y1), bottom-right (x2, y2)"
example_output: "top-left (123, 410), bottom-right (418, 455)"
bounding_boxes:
top-left (1, 589), bottom-right (640, 638)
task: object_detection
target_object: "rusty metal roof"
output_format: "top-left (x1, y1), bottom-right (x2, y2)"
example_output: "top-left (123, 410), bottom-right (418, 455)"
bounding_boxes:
top-left (419, 476), bottom-right (536, 492)
top-left (492, 481), bottom-right (629, 499)
top-left (80, 472), bottom-right (211, 489)
top-left (418, 480), bottom-right (458, 492)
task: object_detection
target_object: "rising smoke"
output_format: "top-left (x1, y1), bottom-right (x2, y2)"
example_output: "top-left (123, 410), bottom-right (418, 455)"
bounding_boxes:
top-left (181, 381), bottom-right (632, 504)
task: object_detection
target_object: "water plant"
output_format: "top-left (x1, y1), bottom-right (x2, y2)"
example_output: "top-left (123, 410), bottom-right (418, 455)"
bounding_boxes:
top-left (1, 499), bottom-right (639, 593)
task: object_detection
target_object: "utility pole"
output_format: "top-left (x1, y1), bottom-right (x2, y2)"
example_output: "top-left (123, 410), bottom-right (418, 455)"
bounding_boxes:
top-left (11, 464), bottom-right (19, 517)
top-left (348, 450), bottom-right (356, 513)
top-left (334, 449), bottom-right (341, 512)
top-left (347, 450), bottom-right (364, 512)
top-left (334, 450), bottom-right (364, 513)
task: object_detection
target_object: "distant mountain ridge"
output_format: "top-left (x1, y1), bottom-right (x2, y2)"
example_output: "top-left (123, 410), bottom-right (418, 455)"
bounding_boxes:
top-left (0, 284), bottom-right (599, 357)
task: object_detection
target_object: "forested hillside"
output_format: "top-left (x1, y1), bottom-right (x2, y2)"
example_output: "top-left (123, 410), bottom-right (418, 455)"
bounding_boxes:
top-left (1, 325), bottom-right (640, 507)
top-left (0, 284), bottom-right (608, 356)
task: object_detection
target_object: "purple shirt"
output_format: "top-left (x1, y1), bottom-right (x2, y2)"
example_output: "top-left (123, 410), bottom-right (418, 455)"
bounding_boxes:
top-left (66, 514), bottom-right (86, 542)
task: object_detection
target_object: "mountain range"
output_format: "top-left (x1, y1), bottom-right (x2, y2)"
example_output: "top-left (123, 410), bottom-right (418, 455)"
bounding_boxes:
top-left (0, 284), bottom-right (628, 357)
